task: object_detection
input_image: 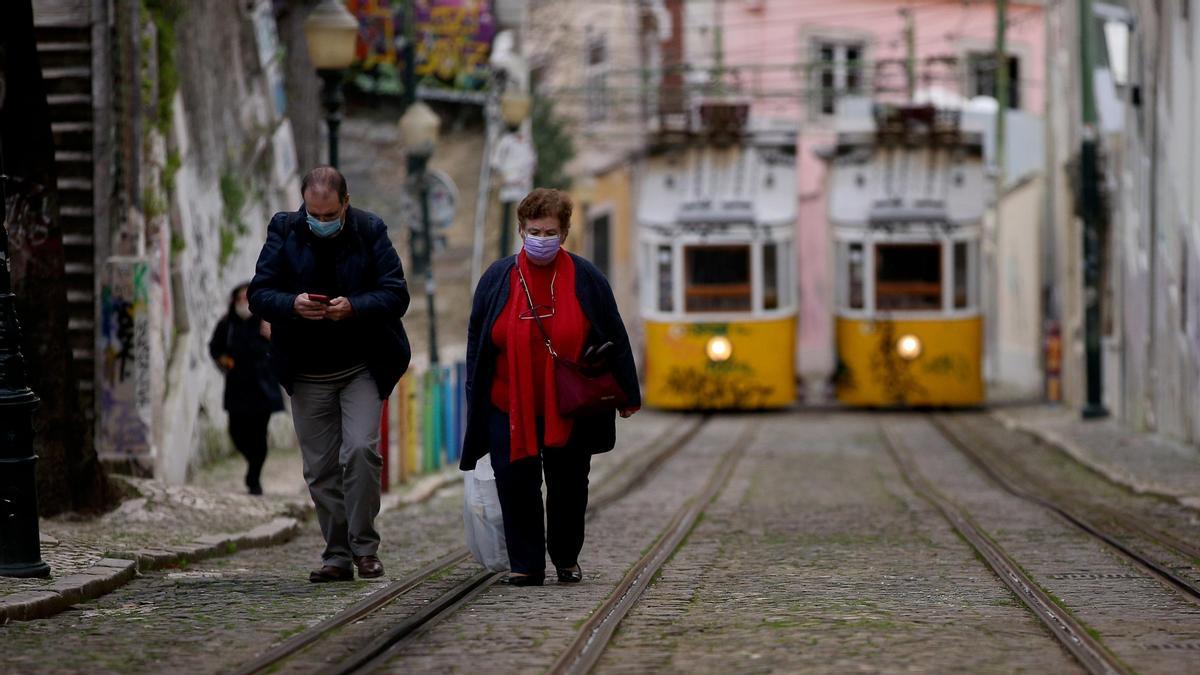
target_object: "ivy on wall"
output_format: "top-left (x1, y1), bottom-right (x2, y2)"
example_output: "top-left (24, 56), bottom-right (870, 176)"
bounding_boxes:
top-left (142, 0), bottom-right (184, 133)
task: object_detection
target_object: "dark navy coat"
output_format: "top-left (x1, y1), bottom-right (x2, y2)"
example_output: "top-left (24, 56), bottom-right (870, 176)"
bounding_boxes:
top-left (248, 206), bottom-right (411, 400)
top-left (460, 253), bottom-right (641, 471)
top-left (208, 314), bottom-right (285, 415)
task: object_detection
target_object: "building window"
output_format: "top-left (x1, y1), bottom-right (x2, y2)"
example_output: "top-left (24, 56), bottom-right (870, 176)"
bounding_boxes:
top-left (875, 243), bottom-right (942, 311)
top-left (586, 35), bottom-right (609, 123)
top-left (811, 39), bottom-right (866, 116)
top-left (967, 52), bottom-right (1021, 109)
top-left (590, 212), bottom-right (611, 278)
top-left (685, 245), bottom-right (752, 312)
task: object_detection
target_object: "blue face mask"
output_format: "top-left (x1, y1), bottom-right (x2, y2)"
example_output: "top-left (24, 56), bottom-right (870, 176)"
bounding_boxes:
top-left (306, 213), bottom-right (343, 238)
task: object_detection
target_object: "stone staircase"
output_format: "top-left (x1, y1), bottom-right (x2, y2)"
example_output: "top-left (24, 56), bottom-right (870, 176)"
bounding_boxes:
top-left (34, 22), bottom-right (96, 436)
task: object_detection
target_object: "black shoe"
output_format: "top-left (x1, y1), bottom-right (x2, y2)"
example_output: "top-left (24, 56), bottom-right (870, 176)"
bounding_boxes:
top-left (556, 566), bottom-right (583, 583)
top-left (309, 565), bottom-right (354, 583)
top-left (247, 484), bottom-right (263, 496)
top-left (499, 573), bottom-right (545, 587)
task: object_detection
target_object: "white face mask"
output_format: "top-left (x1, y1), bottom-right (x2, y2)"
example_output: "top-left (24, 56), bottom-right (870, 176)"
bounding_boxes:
top-left (235, 303), bottom-right (252, 320)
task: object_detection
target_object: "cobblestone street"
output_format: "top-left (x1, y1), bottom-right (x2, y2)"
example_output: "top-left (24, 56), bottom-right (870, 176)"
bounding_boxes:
top-left (4, 409), bottom-right (1199, 673)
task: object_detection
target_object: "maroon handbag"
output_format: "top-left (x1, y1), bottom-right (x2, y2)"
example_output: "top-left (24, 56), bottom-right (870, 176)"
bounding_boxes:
top-left (518, 269), bottom-right (628, 417)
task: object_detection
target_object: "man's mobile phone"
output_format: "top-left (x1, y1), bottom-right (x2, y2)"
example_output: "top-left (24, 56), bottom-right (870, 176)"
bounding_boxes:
top-left (308, 293), bottom-right (331, 305)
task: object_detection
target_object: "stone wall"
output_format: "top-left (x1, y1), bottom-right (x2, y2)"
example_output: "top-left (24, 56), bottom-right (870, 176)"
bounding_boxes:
top-left (99, 0), bottom-right (299, 482)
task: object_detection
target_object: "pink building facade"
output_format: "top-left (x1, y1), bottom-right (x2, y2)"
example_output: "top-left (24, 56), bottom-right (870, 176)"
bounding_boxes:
top-left (685, 0), bottom-right (1046, 395)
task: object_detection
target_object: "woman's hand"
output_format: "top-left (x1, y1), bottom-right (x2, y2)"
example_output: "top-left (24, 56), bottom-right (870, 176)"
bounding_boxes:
top-left (218, 355), bottom-right (235, 371)
top-left (259, 321), bottom-right (272, 340)
top-left (619, 406), bottom-right (640, 419)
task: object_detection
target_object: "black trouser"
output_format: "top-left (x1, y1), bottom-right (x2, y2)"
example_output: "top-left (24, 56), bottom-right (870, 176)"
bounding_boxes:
top-left (228, 411), bottom-right (271, 492)
top-left (489, 408), bottom-right (592, 575)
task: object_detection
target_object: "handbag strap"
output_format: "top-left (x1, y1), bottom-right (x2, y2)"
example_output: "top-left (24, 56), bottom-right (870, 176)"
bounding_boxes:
top-left (516, 266), bottom-right (559, 359)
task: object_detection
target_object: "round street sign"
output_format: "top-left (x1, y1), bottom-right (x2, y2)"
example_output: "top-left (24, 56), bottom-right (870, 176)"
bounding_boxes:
top-left (401, 169), bottom-right (459, 231)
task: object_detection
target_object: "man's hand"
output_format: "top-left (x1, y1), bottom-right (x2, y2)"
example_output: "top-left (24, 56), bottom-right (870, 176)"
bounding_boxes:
top-left (259, 321), bottom-right (272, 340)
top-left (218, 355), bottom-right (235, 371)
top-left (619, 406), bottom-right (640, 419)
top-left (326, 297), bottom-right (354, 322)
top-left (294, 293), bottom-right (327, 320)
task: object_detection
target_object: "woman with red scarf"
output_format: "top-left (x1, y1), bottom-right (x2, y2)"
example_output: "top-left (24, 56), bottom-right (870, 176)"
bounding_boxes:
top-left (460, 189), bottom-right (641, 586)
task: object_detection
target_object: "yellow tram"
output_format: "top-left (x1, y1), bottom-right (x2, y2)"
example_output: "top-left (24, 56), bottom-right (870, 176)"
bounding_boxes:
top-left (828, 104), bottom-right (986, 406)
top-left (639, 130), bottom-right (799, 409)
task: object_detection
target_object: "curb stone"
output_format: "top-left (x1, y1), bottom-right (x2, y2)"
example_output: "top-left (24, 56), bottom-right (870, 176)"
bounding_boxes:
top-left (0, 472), bottom-right (463, 624)
top-left (992, 410), bottom-right (1200, 512)
top-left (0, 517), bottom-right (300, 625)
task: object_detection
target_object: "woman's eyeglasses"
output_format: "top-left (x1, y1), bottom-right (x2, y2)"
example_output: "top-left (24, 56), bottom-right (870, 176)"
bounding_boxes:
top-left (519, 304), bottom-right (555, 320)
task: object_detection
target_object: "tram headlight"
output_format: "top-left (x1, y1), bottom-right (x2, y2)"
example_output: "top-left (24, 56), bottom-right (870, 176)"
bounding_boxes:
top-left (705, 336), bottom-right (733, 362)
top-left (896, 334), bottom-right (923, 361)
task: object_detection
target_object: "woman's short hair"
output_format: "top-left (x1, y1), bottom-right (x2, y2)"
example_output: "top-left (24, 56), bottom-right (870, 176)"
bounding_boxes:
top-left (517, 188), bottom-right (573, 234)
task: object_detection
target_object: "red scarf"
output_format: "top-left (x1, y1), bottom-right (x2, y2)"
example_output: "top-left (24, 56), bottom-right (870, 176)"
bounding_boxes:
top-left (498, 251), bottom-right (589, 462)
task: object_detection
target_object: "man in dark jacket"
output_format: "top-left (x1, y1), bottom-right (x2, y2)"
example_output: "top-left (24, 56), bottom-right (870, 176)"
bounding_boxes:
top-left (249, 166), bottom-right (411, 583)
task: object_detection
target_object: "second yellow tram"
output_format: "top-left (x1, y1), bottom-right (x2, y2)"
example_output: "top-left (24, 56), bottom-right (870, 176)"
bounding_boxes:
top-left (827, 104), bottom-right (987, 406)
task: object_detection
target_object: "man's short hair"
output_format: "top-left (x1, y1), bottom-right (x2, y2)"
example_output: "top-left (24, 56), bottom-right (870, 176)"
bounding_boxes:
top-left (517, 188), bottom-right (573, 234)
top-left (301, 166), bottom-right (349, 202)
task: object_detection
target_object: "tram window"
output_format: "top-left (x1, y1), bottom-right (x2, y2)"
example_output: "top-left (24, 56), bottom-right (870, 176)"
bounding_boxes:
top-left (875, 243), bottom-right (942, 311)
top-left (954, 242), bottom-right (969, 308)
top-left (847, 243), bottom-right (864, 309)
top-left (657, 245), bottom-right (674, 312)
top-left (763, 243), bottom-right (779, 310)
top-left (685, 245), bottom-right (752, 312)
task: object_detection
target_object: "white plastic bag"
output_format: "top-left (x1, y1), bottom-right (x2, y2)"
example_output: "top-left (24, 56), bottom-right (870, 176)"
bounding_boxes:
top-left (463, 454), bottom-right (509, 571)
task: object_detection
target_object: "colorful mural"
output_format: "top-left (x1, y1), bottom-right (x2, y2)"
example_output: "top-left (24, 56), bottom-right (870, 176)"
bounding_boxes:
top-left (346, 0), bottom-right (496, 100)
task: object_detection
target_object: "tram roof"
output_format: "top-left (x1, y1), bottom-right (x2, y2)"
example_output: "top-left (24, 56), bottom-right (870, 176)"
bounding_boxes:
top-left (637, 131), bottom-right (799, 228)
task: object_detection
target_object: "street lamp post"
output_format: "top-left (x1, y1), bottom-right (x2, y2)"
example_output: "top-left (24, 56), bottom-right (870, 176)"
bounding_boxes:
top-left (304, 0), bottom-right (360, 168)
top-left (1078, 0), bottom-right (1108, 419)
top-left (399, 102), bottom-right (443, 367)
top-left (0, 202), bottom-right (49, 579)
top-left (497, 89), bottom-right (532, 258)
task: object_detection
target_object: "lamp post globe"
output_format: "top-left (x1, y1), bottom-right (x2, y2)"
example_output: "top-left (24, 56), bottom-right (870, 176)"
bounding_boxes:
top-left (304, 0), bottom-right (359, 168)
top-left (399, 101), bottom-right (442, 159)
top-left (499, 89), bottom-right (531, 131)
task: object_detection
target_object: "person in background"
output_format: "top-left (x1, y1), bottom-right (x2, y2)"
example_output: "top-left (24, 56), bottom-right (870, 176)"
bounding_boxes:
top-left (209, 283), bottom-right (284, 496)
top-left (249, 166), bottom-right (410, 583)
top-left (460, 188), bottom-right (641, 587)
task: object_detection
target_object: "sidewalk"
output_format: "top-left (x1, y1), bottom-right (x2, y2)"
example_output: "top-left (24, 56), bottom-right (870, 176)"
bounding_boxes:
top-left (1, 440), bottom-right (461, 623)
top-left (994, 405), bottom-right (1200, 510)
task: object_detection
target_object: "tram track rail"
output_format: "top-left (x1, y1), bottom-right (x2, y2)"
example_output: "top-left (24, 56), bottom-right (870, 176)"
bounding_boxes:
top-left (234, 414), bottom-right (712, 675)
top-left (878, 420), bottom-right (1130, 675)
top-left (931, 415), bottom-right (1200, 604)
top-left (547, 423), bottom-right (756, 675)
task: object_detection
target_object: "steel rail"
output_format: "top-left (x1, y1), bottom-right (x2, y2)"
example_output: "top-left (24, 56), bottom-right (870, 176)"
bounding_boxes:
top-left (879, 421), bottom-right (1129, 675)
top-left (547, 423), bottom-right (756, 675)
top-left (932, 415), bottom-right (1200, 603)
top-left (323, 569), bottom-right (500, 675)
top-left (234, 414), bottom-right (710, 675)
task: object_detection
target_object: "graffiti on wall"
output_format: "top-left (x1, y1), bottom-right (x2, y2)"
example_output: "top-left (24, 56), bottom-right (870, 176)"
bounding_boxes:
top-left (347, 0), bottom-right (496, 100)
top-left (99, 259), bottom-right (152, 460)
